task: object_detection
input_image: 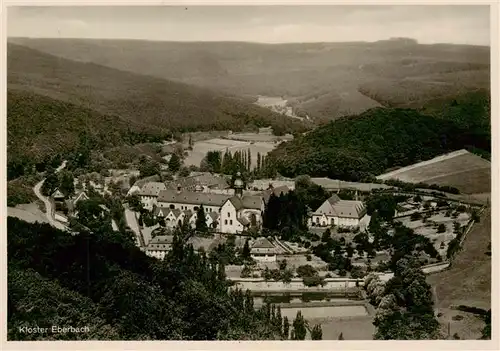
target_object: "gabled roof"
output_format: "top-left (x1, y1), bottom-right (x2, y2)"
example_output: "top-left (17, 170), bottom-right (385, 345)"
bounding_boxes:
top-left (168, 208), bottom-right (182, 218)
top-left (73, 191), bottom-right (89, 203)
top-left (238, 216), bottom-right (250, 226)
top-left (207, 212), bottom-right (219, 221)
top-left (158, 190), bottom-right (231, 207)
top-left (227, 195), bottom-right (263, 210)
top-left (52, 189), bottom-right (65, 199)
top-left (250, 237), bottom-right (277, 254)
top-left (251, 237), bottom-right (275, 249)
top-left (327, 194), bottom-right (341, 205)
top-left (139, 182), bottom-right (167, 197)
top-left (145, 235), bottom-right (174, 251)
top-left (154, 206), bottom-right (171, 217)
top-left (242, 195), bottom-right (263, 210)
top-left (313, 196), bottom-right (366, 219)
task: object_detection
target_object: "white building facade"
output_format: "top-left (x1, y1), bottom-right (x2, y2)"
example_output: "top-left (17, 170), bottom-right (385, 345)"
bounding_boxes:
top-left (309, 194), bottom-right (367, 228)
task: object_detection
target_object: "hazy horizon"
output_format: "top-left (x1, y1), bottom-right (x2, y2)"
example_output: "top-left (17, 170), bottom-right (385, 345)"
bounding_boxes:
top-left (7, 5), bottom-right (491, 46)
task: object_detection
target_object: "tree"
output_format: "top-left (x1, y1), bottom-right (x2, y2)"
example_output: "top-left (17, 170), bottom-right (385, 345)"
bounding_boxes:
top-left (310, 324), bottom-right (323, 340)
top-left (41, 172), bottom-right (60, 197)
top-left (137, 156), bottom-right (159, 178)
top-left (168, 153), bottom-right (181, 173)
top-left (242, 239), bottom-right (251, 260)
top-left (292, 311), bottom-right (307, 340)
top-left (373, 256), bottom-right (440, 340)
top-left (282, 316), bottom-right (290, 339)
top-left (195, 205), bottom-right (208, 233)
top-left (338, 332), bottom-right (344, 340)
top-left (128, 175), bottom-right (137, 188)
top-left (437, 224), bottom-right (446, 233)
top-left (296, 265), bottom-right (317, 278)
top-left (256, 152), bottom-right (261, 174)
top-left (178, 166), bottom-right (190, 177)
top-left (278, 259), bottom-right (287, 271)
top-left (321, 229), bottom-right (331, 242)
top-left (203, 151), bottom-right (222, 173)
top-left (58, 170), bottom-right (75, 197)
top-left (127, 194), bottom-right (143, 212)
top-left (246, 149), bottom-right (252, 171)
top-left (158, 217), bottom-right (166, 227)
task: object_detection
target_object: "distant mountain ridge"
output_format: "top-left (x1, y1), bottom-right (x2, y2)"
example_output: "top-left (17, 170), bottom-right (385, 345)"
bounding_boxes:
top-left (7, 43), bottom-right (310, 132)
top-left (8, 37), bottom-right (490, 121)
top-left (7, 43), bottom-right (310, 177)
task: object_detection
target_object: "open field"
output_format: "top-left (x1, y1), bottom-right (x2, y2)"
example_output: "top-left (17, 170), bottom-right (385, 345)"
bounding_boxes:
top-left (424, 168), bottom-right (491, 194)
top-left (427, 209), bottom-right (491, 310)
top-left (7, 203), bottom-right (49, 225)
top-left (427, 209), bottom-right (490, 339)
top-left (184, 137), bottom-right (277, 169)
top-left (377, 150), bottom-right (490, 194)
top-left (226, 132), bottom-right (293, 143)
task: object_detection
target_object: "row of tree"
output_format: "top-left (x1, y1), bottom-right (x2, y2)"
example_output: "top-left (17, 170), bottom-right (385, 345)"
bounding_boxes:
top-left (200, 149), bottom-right (276, 179)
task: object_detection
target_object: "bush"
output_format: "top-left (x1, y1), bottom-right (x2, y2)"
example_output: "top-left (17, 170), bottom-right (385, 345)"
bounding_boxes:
top-left (437, 224), bottom-right (446, 233)
top-left (410, 212), bottom-right (422, 221)
top-left (296, 265), bottom-right (318, 278)
top-left (302, 275), bottom-right (325, 287)
top-left (306, 255), bottom-right (312, 261)
top-left (452, 315), bottom-right (464, 321)
top-left (240, 265), bottom-right (252, 278)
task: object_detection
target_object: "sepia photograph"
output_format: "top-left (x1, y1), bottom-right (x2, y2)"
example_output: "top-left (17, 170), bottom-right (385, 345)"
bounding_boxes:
top-left (3, 1), bottom-right (495, 346)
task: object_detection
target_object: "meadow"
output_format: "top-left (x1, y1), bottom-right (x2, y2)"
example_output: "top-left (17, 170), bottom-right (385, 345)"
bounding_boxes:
top-left (377, 150), bottom-right (491, 194)
top-left (184, 137), bottom-right (278, 170)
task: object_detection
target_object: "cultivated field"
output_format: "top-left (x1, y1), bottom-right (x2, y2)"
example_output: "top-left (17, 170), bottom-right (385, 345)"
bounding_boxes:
top-left (377, 150), bottom-right (491, 194)
top-left (184, 137), bottom-right (278, 169)
top-left (427, 209), bottom-right (491, 339)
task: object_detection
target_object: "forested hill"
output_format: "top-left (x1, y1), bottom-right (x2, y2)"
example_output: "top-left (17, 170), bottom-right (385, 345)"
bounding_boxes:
top-left (10, 38), bottom-right (489, 121)
top-left (7, 89), bottom-right (164, 166)
top-left (268, 90), bottom-right (490, 181)
top-left (7, 43), bottom-right (311, 134)
top-left (7, 217), bottom-right (282, 340)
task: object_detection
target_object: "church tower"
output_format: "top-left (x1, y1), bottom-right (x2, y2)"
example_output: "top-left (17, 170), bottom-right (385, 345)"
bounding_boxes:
top-left (233, 172), bottom-right (244, 198)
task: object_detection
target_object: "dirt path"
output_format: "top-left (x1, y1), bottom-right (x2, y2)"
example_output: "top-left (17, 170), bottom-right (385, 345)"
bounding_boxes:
top-left (124, 208), bottom-right (143, 247)
top-left (32, 161), bottom-right (68, 231)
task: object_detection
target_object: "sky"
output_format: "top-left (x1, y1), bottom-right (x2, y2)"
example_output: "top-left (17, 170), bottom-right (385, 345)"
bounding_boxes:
top-left (7, 5), bottom-right (491, 45)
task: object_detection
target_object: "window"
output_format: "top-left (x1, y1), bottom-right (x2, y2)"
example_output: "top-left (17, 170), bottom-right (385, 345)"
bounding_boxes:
top-left (224, 220), bottom-right (228, 225)
top-left (194, 206), bottom-right (199, 211)
top-left (227, 212), bottom-right (230, 217)
top-left (170, 204), bottom-right (175, 209)
top-left (230, 220), bottom-right (233, 225)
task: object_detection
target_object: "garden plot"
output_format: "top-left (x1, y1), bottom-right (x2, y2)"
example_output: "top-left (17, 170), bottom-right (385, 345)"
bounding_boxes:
top-left (397, 211), bottom-right (471, 255)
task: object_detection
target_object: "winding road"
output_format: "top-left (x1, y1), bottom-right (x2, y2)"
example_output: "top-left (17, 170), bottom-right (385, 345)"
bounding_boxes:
top-left (33, 160), bottom-right (69, 231)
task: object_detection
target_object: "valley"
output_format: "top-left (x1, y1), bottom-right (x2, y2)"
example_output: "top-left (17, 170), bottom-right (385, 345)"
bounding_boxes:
top-left (6, 33), bottom-right (491, 342)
